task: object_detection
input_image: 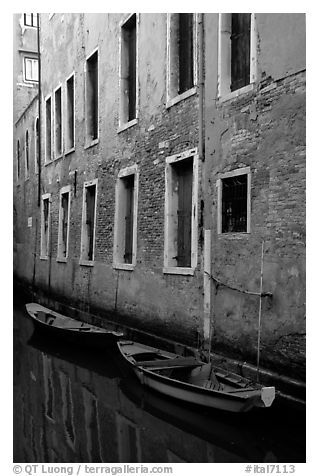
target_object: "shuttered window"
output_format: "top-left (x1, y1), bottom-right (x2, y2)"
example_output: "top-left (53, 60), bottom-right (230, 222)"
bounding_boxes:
top-left (86, 185), bottom-right (96, 261)
top-left (124, 175), bottom-right (135, 264)
top-left (66, 75), bottom-right (75, 150)
top-left (41, 195), bottom-right (51, 258)
top-left (25, 130), bottom-right (29, 178)
top-left (231, 13), bottom-right (251, 92)
top-left (176, 159), bottom-right (193, 267)
top-left (178, 13), bottom-right (194, 95)
top-left (58, 189), bottom-right (70, 260)
top-left (55, 87), bottom-right (62, 157)
top-left (120, 14), bottom-right (137, 124)
top-left (86, 51), bottom-right (98, 141)
top-left (17, 140), bottom-right (20, 180)
top-left (45, 97), bottom-right (52, 162)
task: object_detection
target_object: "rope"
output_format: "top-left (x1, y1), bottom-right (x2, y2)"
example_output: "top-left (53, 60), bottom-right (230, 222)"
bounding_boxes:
top-left (204, 271), bottom-right (272, 298)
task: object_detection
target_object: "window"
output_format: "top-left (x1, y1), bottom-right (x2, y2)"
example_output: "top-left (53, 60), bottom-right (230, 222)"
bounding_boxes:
top-left (34, 117), bottom-right (39, 173)
top-left (86, 50), bottom-right (98, 144)
top-left (41, 194), bottom-right (51, 259)
top-left (24, 57), bottom-right (38, 82)
top-left (167, 14), bottom-right (197, 106)
top-left (80, 180), bottom-right (98, 264)
top-left (119, 14), bottom-right (137, 127)
top-left (218, 14), bottom-right (257, 98)
top-left (113, 166), bottom-right (139, 270)
top-left (24, 13), bottom-right (38, 28)
top-left (57, 187), bottom-right (71, 261)
top-left (45, 96), bottom-right (52, 162)
top-left (66, 74), bottom-right (75, 151)
top-left (217, 167), bottom-right (251, 234)
top-left (164, 148), bottom-right (199, 275)
top-left (16, 140), bottom-right (21, 180)
top-left (54, 86), bottom-right (62, 157)
top-left (25, 130), bottom-right (29, 179)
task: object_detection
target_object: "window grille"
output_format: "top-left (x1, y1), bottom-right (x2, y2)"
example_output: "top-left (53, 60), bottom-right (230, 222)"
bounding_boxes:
top-left (222, 175), bottom-right (248, 233)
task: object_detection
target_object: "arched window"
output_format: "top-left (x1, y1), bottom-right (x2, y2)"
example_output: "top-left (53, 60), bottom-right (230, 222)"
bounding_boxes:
top-left (17, 140), bottom-right (20, 180)
top-left (25, 130), bottom-right (29, 179)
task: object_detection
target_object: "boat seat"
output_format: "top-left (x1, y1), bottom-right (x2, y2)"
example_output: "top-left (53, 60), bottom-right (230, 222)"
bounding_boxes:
top-left (137, 356), bottom-right (203, 369)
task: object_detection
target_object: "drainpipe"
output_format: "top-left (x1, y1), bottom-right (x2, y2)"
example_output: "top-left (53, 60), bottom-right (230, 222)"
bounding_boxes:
top-left (198, 14), bottom-right (213, 356)
top-left (37, 13), bottom-right (42, 207)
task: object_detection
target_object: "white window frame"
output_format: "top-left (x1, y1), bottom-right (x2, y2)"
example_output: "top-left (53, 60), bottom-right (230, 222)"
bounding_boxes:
top-left (44, 94), bottom-right (52, 163)
top-left (218, 13), bottom-right (257, 101)
top-left (166, 13), bottom-right (198, 109)
top-left (113, 164), bottom-right (139, 271)
top-left (23, 13), bottom-right (38, 28)
top-left (118, 13), bottom-right (139, 132)
top-left (80, 179), bottom-right (98, 266)
top-left (57, 185), bottom-right (71, 262)
top-left (164, 147), bottom-right (199, 275)
top-left (216, 167), bottom-right (251, 235)
top-left (65, 72), bottom-right (75, 154)
top-left (40, 193), bottom-right (51, 260)
top-left (84, 48), bottom-right (99, 148)
top-left (54, 84), bottom-right (63, 159)
top-left (23, 57), bottom-right (39, 83)
top-left (25, 129), bottom-right (30, 180)
top-left (34, 117), bottom-right (39, 174)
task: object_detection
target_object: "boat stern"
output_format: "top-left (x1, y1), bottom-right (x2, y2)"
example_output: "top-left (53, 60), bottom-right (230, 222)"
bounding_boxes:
top-left (260, 386), bottom-right (276, 408)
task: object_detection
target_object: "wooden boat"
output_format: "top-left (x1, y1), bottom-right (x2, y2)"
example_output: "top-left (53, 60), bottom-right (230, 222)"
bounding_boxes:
top-left (117, 340), bottom-right (276, 413)
top-left (26, 303), bottom-right (123, 348)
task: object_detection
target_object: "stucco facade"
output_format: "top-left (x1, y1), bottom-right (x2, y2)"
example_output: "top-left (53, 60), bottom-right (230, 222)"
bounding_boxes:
top-left (13, 13), bottom-right (306, 382)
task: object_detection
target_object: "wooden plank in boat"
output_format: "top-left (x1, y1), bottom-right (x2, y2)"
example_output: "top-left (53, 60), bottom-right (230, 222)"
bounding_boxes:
top-left (137, 357), bottom-right (203, 369)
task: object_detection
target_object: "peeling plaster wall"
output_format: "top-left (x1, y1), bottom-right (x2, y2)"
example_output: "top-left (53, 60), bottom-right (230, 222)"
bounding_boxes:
top-left (204, 14), bottom-right (305, 378)
top-left (15, 13), bottom-right (202, 349)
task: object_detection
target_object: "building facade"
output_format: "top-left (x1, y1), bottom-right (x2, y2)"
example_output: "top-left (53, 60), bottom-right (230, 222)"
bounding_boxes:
top-left (13, 13), bottom-right (306, 382)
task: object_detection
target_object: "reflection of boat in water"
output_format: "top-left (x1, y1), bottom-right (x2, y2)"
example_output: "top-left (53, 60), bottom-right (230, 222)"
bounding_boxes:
top-left (118, 341), bottom-right (275, 413)
top-left (26, 303), bottom-right (123, 349)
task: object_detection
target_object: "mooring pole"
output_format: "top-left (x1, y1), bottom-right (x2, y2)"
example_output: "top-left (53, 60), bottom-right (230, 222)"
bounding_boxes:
top-left (256, 240), bottom-right (265, 383)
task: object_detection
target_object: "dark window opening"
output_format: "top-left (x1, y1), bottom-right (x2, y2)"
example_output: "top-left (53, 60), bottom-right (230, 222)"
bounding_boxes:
top-left (55, 87), bottom-right (62, 156)
top-left (231, 13), bottom-right (251, 92)
top-left (85, 184), bottom-right (96, 261)
top-left (46, 97), bottom-right (52, 161)
top-left (42, 198), bottom-right (50, 256)
top-left (24, 13), bottom-right (38, 28)
top-left (17, 140), bottom-right (20, 179)
top-left (35, 118), bottom-right (39, 173)
top-left (173, 158), bottom-right (193, 267)
top-left (86, 51), bottom-right (98, 141)
top-left (66, 75), bottom-right (75, 149)
top-left (123, 175), bottom-right (135, 264)
top-left (25, 130), bottom-right (29, 177)
top-left (121, 14), bottom-right (137, 123)
top-left (222, 174), bottom-right (248, 233)
top-left (178, 13), bottom-right (194, 94)
top-left (61, 193), bottom-right (69, 258)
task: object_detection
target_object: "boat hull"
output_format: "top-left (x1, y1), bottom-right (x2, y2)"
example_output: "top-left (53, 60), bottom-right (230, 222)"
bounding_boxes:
top-left (26, 303), bottom-right (123, 349)
top-left (118, 341), bottom-right (275, 413)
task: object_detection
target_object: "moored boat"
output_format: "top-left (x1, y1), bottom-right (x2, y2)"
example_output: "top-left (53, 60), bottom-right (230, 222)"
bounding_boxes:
top-left (117, 340), bottom-right (276, 413)
top-left (26, 303), bottom-right (123, 348)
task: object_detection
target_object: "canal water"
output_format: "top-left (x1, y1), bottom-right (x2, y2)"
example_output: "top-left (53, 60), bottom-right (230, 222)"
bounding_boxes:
top-left (13, 296), bottom-right (306, 463)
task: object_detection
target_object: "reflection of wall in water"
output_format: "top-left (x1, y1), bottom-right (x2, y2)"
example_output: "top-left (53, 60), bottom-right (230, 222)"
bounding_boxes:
top-left (116, 413), bottom-right (141, 463)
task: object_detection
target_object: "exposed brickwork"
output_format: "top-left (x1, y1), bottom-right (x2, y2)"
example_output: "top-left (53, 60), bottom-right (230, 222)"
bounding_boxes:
top-left (13, 14), bottom-right (306, 380)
